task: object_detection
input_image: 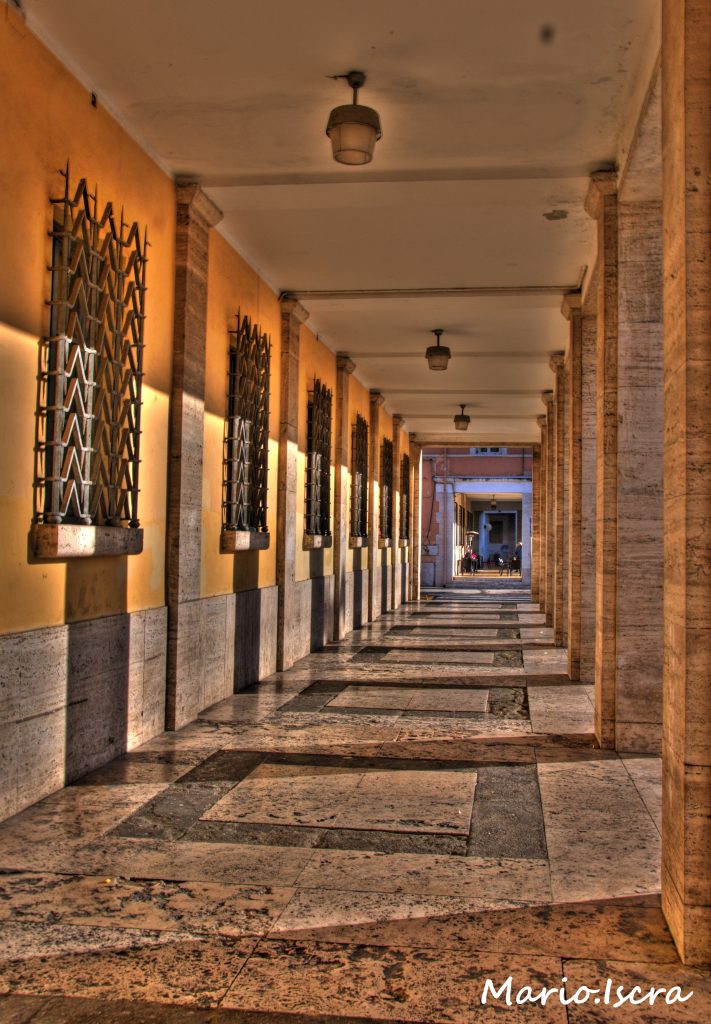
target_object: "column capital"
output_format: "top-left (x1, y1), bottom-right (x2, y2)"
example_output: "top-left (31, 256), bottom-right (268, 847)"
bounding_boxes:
top-left (392, 414), bottom-right (405, 430)
top-left (549, 351), bottom-right (565, 374)
top-left (336, 353), bottom-right (356, 375)
top-left (541, 390), bottom-right (555, 409)
top-left (279, 294), bottom-right (310, 324)
top-left (584, 170), bottom-right (618, 219)
top-left (561, 291), bottom-right (582, 320)
top-left (175, 181), bottom-right (223, 227)
top-left (537, 414), bottom-right (547, 430)
top-left (370, 390), bottom-right (385, 409)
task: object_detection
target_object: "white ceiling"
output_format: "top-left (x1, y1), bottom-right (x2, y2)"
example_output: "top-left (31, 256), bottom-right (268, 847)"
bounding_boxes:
top-left (24, 0), bottom-right (661, 444)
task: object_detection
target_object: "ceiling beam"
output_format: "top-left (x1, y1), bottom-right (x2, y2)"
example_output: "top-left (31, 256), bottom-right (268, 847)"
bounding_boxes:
top-left (284, 284), bottom-right (581, 301)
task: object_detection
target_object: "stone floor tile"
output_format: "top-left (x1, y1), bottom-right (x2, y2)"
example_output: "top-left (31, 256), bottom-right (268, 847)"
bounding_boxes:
top-left (223, 939), bottom-right (567, 1021)
top-left (113, 782), bottom-right (234, 840)
top-left (528, 686), bottom-right (595, 735)
top-left (381, 650), bottom-right (496, 665)
top-left (0, 995), bottom-right (48, 1023)
top-left (272, 895), bottom-right (678, 963)
top-left (0, 930), bottom-right (256, 1006)
top-left (203, 765), bottom-right (476, 835)
top-left (297, 849), bottom-right (552, 901)
top-left (31, 836), bottom-right (315, 887)
top-left (622, 756), bottom-right (662, 835)
top-left (468, 765), bottom-right (547, 858)
top-left (562, 958), bottom-right (711, 1023)
top-left (0, 872), bottom-right (294, 937)
top-left (523, 650), bottom-right (570, 675)
top-left (538, 760), bottom-right (661, 902)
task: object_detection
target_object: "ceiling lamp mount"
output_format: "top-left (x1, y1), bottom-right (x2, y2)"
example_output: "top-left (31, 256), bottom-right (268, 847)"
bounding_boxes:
top-left (326, 70), bottom-right (382, 165)
top-left (425, 328), bottom-right (451, 371)
top-left (490, 495), bottom-right (497, 510)
top-left (454, 404), bottom-right (470, 431)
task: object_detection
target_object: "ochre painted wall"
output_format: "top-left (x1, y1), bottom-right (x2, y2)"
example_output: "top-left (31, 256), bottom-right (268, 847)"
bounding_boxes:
top-left (296, 327), bottom-right (336, 583)
top-left (202, 231), bottom-right (281, 596)
top-left (0, 11), bottom-right (174, 634)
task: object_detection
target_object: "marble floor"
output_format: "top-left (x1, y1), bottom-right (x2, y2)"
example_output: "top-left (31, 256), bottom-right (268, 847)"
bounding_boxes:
top-left (1, 582), bottom-right (709, 1023)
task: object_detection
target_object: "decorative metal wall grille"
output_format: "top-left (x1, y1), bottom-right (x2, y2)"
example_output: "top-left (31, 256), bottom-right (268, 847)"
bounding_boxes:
top-left (223, 311), bottom-right (270, 532)
top-left (305, 378), bottom-right (332, 536)
top-left (380, 437), bottom-right (394, 539)
top-left (34, 167), bottom-right (147, 527)
top-left (351, 414), bottom-right (369, 537)
top-left (400, 454), bottom-right (410, 541)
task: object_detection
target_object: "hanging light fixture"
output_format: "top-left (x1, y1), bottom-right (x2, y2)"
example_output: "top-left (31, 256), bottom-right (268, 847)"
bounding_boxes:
top-left (425, 329), bottom-right (451, 371)
top-left (453, 404), bottom-right (470, 431)
top-left (326, 71), bottom-right (382, 165)
top-left (490, 495), bottom-right (497, 510)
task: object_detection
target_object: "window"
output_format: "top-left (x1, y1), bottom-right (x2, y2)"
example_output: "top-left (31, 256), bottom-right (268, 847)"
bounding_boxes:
top-left (34, 168), bottom-right (146, 537)
top-left (305, 378), bottom-right (332, 536)
top-left (399, 453), bottom-right (410, 541)
top-left (380, 437), bottom-right (394, 539)
top-left (223, 311), bottom-right (270, 534)
top-left (471, 446), bottom-right (505, 455)
top-left (351, 413), bottom-right (368, 538)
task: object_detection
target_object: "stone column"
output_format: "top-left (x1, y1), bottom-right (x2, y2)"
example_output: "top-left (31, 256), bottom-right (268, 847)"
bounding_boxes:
top-left (661, 0), bottom-right (711, 965)
top-left (520, 489), bottom-right (532, 586)
top-left (541, 392), bottom-right (555, 626)
top-left (409, 436), bottom-right (422, 602)
top-left (531, 443), bottom-right (542, 601)
top-left (391, 415), bottom-right (404, 609)
top-left (580, 279), bottom-right (598, 682)
top-left (585, 170), bottom-right (618, 749)
top-left (368, 391), bottom-right (384, 621)
top-left (615, 198), bottom-right (663, 751)
top-left (550, 354), bottom-right (566, 647)
top-left (563, 294), bottom-right (583, 680)
top-left (333, 354), bottom-right (356, 640)
top-left (276, 296), bottom-right (309, 671)
top-left (166, 183), bottom-right (222, 730)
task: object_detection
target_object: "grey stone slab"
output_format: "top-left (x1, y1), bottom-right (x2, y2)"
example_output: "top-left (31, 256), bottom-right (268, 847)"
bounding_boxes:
top-left (314, 828), bottom-right (468, 857)
top-left (113, 782), bottom-right (235, 840)
top-left (177, 751), bottom-right (265, 783)
top-left (487, 687), bottom-right (529, 720)
top-left (467, 765), bottom-right (548, 859)
top-left (181, 820), bottom-right (325, 848)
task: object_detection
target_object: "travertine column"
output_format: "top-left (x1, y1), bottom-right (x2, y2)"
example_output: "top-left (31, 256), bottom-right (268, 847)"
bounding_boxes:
top-left (333, 354), bottom-right (356, 640)
top-left (521, 489), bottom-right (532, 586)
top-left (276, 297), bottom-right (309, 671)
top-left (563, 294), bottom-right (583, 680)
top-left (585, 170), bottom-right (618, 749)
top-left (166, 183), bottom-right (222, 730)
top-left (536, 416), bottom-right (548, 613)
top-left (542, 392), bottom-right (555, 626)
top-left (550, 353), bottom-right (566, 647)
top-left (580, 278), bottom-right (598, 682)
top-left (661, 0), bottom-right (711, 965)
top-left (409, 437), bottom-right (422, 602)
top-left (616, 198), bottom-right (664, 751)
top-left (391, 415), bottom-right (404, 609)
top-left (531, 443), bottom-right (542, 601)
top-left (367, 391), bottom-right (384, 620)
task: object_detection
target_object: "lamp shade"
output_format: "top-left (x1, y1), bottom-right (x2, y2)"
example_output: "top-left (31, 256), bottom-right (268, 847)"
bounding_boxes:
top-left (454, 405), bottom-right (470, 430)
top-left (326, 104), bottom-right (382, 165)
top-left (425, 343), bottom-right (451, 370)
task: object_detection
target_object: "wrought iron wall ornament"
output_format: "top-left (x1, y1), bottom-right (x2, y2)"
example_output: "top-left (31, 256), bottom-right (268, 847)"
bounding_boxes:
top-left (351, 413), bottom-right (368, 538)
top-left (400, 453), bottom-right (410, 541)
top-left (380, 437), bottom-right (394, 539)
top-left (305, 378), bottom-right (332, 536)
top-left (223, 311), bottom-right (271, 532)
top-left (34, 166), bottom-right (147, 528)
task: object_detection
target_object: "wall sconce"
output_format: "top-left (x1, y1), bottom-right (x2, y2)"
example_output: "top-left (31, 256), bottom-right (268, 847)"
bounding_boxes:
top-left (453, 404), bottom-right (470, 431)
top-left (425, 329), bottom-right (451, 371)
top-left (326, 71), bottom-right (382, 165)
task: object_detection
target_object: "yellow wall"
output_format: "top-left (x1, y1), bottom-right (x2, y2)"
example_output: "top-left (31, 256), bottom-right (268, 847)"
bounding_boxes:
top-left (296, 327), bottom-right (336, 582)
top-left (202, 231), bottom-right (281, 595)
top-left (0, 11), bottom-right (174, 633)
